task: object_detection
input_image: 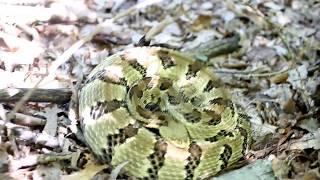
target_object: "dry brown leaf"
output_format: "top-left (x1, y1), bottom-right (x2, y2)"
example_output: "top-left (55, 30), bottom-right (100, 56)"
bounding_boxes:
top-left (289, 131), bottom-right (320, 150)
top-left (191, 15), bottom-right (212, 31)
top-left (270, 72), bottom-right (289, 84)
top-left (62, 155), bottom-right (107, 180)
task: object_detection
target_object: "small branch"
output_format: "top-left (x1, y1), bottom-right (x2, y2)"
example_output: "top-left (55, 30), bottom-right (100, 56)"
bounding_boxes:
top-left (0, 88), bottom-right (72, 103)
top-left (145, 17), bottom-right (176, 42)
top-left (10, 153), bottom-right (75, 170)
top-left (214, 67), bottom-right (290, 78)
top-left (187, 34), bottom-right (241, 61)
top-left (11, 112), bottom-right (46, 127)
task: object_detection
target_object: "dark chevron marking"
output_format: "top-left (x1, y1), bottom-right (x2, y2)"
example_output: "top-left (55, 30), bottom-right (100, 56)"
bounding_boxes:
top-left (209, 97), bottom-right (234, 116)
top-left (209, 97), bottom-right (233, 108)
top-left (186, 62), bottom-right (202, 80)
top-left (145, 139), bottom-right (167, 179)
top-left (85, 69), bottom-right (128, 86)
top-left (101, 124), bottom-right (138, 163)
top-left (120, 54), bottom-right (147, 77)
top-left (219, 144), bottom-right (232, 169)
top-left (204, 80), bottom-right (219, 92)
top-left (205, 130), bottom-right (234, 142)
top-left (205, 110), bottom-right (222, 126)
top-left (183, 109), bottom-right (201, 123)
top-left (159, 78), bottom-right (173, 90)
top-left (158, 50), bottom-right (175, 69)
top-left (236, 125), bottom-right (249, 155)
top-left (185, 143), bottom-right (202, 180)
top-left (167, 94), bottom-right (180, 105)
top-left (90, 100), bottom-right (126, 120)
top-left (128, 60), bottom-right (147, 77)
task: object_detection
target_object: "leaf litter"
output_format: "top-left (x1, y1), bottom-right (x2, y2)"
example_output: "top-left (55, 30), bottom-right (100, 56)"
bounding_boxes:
top-left (0, 0), bottom-right (319, 179)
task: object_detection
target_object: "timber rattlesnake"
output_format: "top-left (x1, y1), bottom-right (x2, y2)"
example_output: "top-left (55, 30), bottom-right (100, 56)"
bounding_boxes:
top-left (78, 47), bottom-right (251, 179)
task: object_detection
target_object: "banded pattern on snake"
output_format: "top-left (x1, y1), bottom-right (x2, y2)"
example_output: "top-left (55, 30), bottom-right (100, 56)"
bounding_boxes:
top-left (78, 47), bottom-right (251, 179)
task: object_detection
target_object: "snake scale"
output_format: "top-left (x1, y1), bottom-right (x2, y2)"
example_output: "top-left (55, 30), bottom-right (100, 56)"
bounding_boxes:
top-left (78, 46), bottom-right (251, 179)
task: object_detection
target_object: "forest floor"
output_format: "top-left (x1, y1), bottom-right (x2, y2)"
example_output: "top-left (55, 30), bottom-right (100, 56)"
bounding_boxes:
top-left (0, 0), bottom-right (319, 179)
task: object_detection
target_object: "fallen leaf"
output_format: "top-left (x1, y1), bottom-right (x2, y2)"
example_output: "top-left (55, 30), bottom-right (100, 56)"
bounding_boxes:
top-left (289, 130), bottom-right (320, 150)
top-left (62, 156), bottom-right (107, 180)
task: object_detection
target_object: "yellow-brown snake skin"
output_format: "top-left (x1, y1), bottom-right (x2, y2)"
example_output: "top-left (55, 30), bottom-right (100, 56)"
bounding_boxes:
top-left (78, 47), bottom-right (251, 179)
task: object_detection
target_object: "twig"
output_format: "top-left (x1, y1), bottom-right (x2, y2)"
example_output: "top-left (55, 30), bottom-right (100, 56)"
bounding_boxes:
top-left (10, 112), bottom-right (46, 127)
top-left (214, 67), bottom-right (290, 78)
top-left (7, 81), bottom-right (42, 120)
top-left (0, 88), bottom-right (72, 103)
top-left (145, 17), bottom-right (176, 42)
top-left (0, 119), bottom-right (27, 129)
top-left (10, 152), bottom-right (75, 170)
top-left (188, 34), bottom-right (241, 61)
top-left (16, 23), bottom-right (40, 41)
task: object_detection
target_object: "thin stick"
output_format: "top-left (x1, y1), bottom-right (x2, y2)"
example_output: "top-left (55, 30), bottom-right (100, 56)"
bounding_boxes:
top-left (0, 88), bottom-right (72, 103)
top-left (214, 67), bottom-right (290, 78)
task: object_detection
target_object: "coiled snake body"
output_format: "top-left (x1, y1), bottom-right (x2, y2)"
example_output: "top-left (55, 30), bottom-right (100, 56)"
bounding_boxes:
top-left (79, 47), bottom-right (251, 179)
